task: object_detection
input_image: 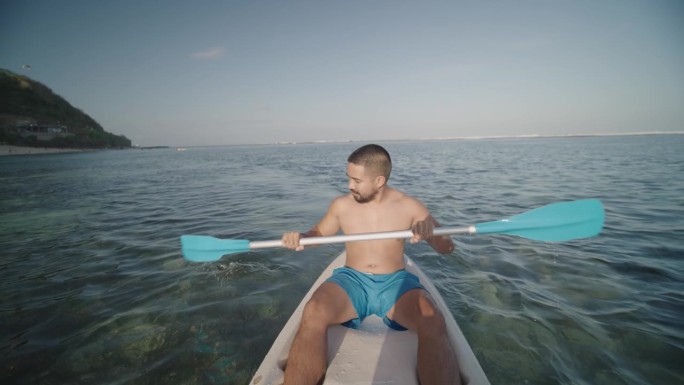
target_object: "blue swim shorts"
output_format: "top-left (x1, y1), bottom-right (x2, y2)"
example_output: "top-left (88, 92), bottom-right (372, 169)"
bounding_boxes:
top-left (325, 266), bottom-right (424, 331)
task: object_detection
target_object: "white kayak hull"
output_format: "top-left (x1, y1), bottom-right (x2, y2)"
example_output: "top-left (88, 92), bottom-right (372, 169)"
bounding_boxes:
top-left (250, 252), bottom-right (490, 385)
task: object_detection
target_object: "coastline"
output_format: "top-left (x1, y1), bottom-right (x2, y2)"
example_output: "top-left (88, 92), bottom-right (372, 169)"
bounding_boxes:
top-left (0, 145), bottom-right (86, 156)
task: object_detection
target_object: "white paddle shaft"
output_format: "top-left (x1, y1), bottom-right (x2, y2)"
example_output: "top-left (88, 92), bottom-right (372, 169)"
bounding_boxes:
top-left (249, 226), bottom-right (475, 250)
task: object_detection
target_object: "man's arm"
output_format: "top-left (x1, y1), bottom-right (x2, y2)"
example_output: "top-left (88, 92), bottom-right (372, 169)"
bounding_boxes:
top-left (282, 198), bottom-right (342, 251)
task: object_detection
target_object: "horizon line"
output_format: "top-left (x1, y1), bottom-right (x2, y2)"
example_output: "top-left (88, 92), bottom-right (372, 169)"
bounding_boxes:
top-left (156, 130), bottom-right (684, 148)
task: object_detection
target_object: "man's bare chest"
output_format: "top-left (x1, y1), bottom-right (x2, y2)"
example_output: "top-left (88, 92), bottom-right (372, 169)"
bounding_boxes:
top-left (339, 206), bottom-right (413, 233)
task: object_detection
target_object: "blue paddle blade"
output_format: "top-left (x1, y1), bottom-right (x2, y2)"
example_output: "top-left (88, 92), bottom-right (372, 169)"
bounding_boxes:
top-left (475, 199), bottom-right (604, 242)
top-left (181, 235), bottom-right (250, 262)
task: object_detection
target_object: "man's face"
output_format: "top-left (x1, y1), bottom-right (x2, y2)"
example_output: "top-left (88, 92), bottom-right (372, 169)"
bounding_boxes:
top-left (346, 163), bottom-right (379, 203)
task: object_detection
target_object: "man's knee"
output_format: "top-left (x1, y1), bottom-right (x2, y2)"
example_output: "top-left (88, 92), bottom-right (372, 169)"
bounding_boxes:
top-left (415, 294), bottom-right (447, 335)
top-left (300, 288), bottom-right (350, 328)
top-left (301, 297), bottom-right (331, 325)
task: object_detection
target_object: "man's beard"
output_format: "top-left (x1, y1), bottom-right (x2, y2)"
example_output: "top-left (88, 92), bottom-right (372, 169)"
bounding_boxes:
top-left (351, 189), bottom-right (377, 204)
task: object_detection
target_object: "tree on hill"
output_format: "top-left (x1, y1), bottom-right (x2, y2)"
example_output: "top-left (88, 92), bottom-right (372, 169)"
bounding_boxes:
top-left (0, 68), bottom-right (131, 148)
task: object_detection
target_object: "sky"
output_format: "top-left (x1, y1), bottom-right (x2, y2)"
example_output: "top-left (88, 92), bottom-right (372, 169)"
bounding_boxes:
top-left (1, 0), bottom-right (683, 146)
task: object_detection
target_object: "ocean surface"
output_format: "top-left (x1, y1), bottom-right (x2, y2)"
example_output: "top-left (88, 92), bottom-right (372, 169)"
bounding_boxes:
top-left (1, 135), bottom-right (683, 385)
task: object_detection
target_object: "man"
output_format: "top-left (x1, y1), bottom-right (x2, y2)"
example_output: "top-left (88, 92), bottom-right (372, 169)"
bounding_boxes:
top-left (281, 144), bottom-right (461, 385)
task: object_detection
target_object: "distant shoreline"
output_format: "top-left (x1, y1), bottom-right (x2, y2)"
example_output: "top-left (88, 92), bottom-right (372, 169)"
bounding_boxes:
top-left (267, 131), bottom-right (684, 146)
top-left (0, 145), bottom-right (88, 156)
top-left (4, 132), bottom-right (682, 153)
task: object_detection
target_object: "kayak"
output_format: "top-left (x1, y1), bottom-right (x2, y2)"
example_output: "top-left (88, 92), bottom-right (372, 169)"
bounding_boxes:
top-left (250, 252), bottom-right (489, 385)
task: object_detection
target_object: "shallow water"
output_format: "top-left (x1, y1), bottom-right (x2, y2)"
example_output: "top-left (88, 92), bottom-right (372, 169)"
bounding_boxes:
top-left (1, 135), bottom-right (683, 384)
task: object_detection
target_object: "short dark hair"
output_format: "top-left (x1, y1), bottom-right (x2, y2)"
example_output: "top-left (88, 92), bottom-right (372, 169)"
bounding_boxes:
top-left (347, 144), bottom-right (392, 179)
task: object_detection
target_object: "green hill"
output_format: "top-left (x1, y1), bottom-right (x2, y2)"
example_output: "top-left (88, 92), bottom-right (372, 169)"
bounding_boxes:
top-left (0, 68), bottom-right (131, 148)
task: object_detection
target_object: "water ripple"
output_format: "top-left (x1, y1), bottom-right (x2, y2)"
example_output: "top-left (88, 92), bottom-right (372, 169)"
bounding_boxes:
top-left (1, 137), bottom-right (683, 384)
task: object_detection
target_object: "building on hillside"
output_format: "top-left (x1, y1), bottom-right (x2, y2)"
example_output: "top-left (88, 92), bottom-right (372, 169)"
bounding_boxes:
top-left (19, 123), bottom-right (69, 141)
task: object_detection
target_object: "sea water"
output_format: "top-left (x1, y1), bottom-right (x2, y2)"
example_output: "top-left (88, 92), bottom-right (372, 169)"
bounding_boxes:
top-left (1, 135), bottom-right (682, 384)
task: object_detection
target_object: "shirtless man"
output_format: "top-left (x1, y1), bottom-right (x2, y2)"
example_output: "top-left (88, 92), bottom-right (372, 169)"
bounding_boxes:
top-left (281, 144), bottom-right (461, 385)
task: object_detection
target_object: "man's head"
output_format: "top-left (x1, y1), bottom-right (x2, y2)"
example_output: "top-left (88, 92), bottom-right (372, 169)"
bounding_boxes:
top-left (346, 144), bottom-right (392, 203)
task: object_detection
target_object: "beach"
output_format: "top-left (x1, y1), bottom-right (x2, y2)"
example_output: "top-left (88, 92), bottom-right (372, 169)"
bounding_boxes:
top-left (0, 145), bottom-right (85, 156)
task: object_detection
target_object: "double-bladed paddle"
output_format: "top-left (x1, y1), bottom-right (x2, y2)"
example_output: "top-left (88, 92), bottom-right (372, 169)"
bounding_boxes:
top-left (181, 199), bottom-right (604, 263)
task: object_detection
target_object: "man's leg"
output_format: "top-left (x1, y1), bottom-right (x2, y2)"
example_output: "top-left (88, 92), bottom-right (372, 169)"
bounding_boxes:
top-left (283, 282), bottom-right (357, 385)
top-left (387, 289), bottom-right (461, 385)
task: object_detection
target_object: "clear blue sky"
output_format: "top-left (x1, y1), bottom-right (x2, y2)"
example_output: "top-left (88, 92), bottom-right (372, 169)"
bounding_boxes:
top-left (2, 0), bottom-right (683, 146)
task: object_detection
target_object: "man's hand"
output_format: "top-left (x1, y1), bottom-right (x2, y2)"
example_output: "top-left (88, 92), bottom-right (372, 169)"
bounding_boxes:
top-left (412, 217), bottom-right (455, 254)
top-left (410, 219), bottom-right (434, 244)
top-left (282, 232), bottom-right (305, 251)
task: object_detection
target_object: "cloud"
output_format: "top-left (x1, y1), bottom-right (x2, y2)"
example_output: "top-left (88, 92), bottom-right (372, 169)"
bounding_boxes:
top-left (190, 46), bottom-right (225, 60)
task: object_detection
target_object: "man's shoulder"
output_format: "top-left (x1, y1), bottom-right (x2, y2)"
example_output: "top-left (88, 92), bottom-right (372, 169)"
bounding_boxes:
top-left (387, 187), bottom-right (421, 204)
top-left (330, 194), bottom-right (353, 208)
top-left (386, 188), bottom-right (429, 216)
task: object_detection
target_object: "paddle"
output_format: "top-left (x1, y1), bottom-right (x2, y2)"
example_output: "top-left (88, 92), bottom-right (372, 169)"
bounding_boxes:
top-left (181, 199), bottom-right (604, 262)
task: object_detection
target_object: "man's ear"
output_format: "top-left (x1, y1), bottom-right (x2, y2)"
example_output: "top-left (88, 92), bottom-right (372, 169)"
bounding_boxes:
top-left (375, 175), bottom-right (387, 188)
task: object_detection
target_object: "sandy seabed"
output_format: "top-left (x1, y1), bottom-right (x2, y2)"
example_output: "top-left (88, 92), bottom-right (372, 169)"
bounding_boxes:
top-left (0, 145), bottom-right (86, 156)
